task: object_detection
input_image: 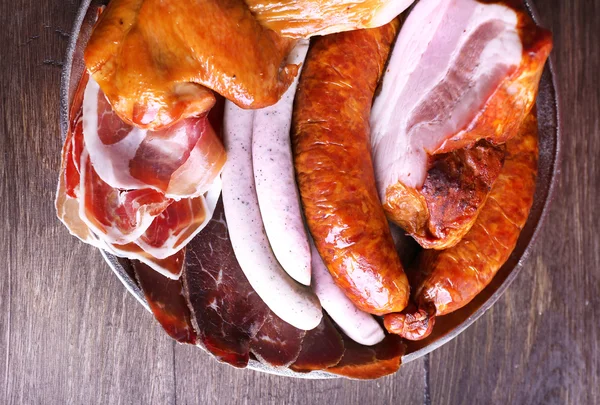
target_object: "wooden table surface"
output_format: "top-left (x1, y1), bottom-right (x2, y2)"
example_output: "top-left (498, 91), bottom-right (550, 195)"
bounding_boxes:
top-left (1, 0), bottom-right (598, 404)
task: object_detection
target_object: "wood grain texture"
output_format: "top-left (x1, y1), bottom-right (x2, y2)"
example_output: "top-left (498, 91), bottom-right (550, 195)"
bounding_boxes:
top-left (0, 0), bottom-right (597, 404)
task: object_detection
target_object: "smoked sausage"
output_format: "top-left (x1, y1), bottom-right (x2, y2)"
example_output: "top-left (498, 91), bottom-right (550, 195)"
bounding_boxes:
top-left (292, 21), bottom-right (409, 316)
top-left (385, 111), bottom-right (539, 339)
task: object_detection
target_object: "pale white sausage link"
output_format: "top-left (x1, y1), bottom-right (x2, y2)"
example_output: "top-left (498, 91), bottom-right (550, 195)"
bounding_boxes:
top-left (252, 40), bottom-right (311, 286)
top-left (222, 102), bottom-right (322, 331)
top-left (310, 240), bottom-right (385, 346)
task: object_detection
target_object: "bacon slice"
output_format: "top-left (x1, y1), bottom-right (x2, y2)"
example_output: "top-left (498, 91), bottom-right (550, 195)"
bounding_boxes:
top-left (370, 0), bottom-right (552, 248)
top-left (82, 77), bottom-right (226, 199)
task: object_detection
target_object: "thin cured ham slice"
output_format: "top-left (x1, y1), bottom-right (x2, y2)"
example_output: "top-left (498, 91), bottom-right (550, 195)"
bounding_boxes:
top-left (370, 0), bottom-right (552, 247)
top-left (326, 334), bottom-right (405, 380)
top-left (133, 261), bottom-right (197, 344)
top-left (79, 148), bottom-right (172, 245)
top-left (289, 316), bottom-right (345, 372)
top-left (109, 243), bottom-right (186, 279)
top-left (250, 311), bottom-right (306, 367)
top-left (183, 200), bottom-right (269, 368)
top-left (57, 73), bottom-right (221, 279)
top-left (246, 0), bottom-right (414, 38)
top-left (135, 178), bottom-right (222, 259)
top-left (82, 77), bottom-right (226, 199)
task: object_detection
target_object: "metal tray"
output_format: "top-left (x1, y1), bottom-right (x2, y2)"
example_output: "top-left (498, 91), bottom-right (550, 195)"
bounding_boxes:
top-left (60, 0), bottom-right (561, 379)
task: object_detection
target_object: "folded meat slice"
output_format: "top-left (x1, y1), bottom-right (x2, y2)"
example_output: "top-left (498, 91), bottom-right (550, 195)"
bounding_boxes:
top-left (370, 0), bottom-right (552, 247)
top-left (79, 149), bottom-right (172, 245)
top-left (84, 0), bottom-right (298, 130)
top-left (109, 243), bottom-right (186, 279)
top-left (82, 77), bottom-right (226, 199)
top-left (246, 0), bottom-right (414, 38)
top-left (183, 200), bottom-right (269, 368)
top-left (326, 334), bottom-right (405, 379)
top-left (133, 260), bottom-right (197, 344)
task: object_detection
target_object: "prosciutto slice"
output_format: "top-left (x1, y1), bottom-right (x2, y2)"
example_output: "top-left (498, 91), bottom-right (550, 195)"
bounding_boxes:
top-left (82, 77), bottom-right (226, 199)
top-left (370, 0), bottom-right (552, 247)
top-left (57, 73), bottom-right (222, 278)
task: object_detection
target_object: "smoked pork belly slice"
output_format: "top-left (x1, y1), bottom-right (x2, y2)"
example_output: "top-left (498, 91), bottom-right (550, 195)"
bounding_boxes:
top-left (245, 0), bottom-right (414, 38)
top-left (133, 260), bottom-right (197, 344)
top-left (182, 200), bottom-right (269, 368)
top-left (84, 0), bottom-right (297, 130)
top-left (82, 77), bottom-right (226, 199)
top-left (370, 0), bottom-right (552, 248)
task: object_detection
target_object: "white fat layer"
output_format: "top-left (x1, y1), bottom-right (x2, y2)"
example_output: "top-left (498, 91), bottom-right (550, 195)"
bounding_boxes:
top-left (106, 243), bottom-right (183, 280)
top-left (135, 177), bottom-right (222, 259)
top-left (371, 0), bottom-right (522, 195)
top-left (310, 241), bottom-right (385, 346)
top-left (369, 0), bottom-right (415, 27)
top-left (222, 101), bottom-right (322, 331)
top-left (82, 78), bottom-right (148, 190)
top-left (253, 40), bottom-right (312, 286)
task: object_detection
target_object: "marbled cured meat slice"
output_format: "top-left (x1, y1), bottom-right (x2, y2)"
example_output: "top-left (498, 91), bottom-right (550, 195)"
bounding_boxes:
top-left (289, 315), bottom-right (344, 372)
top-left (82, 77), bottom-right (226, 199)
top-left (135, 178), bottom-right (222, 260)
top-left (79, 148), bottom-right (173, 245)
top-left (183, 200), bottom-right (269, 368)
top-left (250, 311), bottom-right (306, 367)
top-left (132, 260), bottom-right (197, 344)
top-left (326, 334), bottom-right (405, 380)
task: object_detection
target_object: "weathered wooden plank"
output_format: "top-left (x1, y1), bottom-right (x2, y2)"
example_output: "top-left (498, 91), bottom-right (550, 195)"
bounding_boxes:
top-left (173, 344), bottom-right (426, 405)
top-left (428, 1), bottom-right (600, 404)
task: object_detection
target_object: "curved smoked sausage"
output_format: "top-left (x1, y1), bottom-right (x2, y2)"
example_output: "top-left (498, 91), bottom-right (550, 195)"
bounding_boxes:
top-left (292, 21), bottom-right (409, 316)
top-left (385, 112), bottom-right (539, 339)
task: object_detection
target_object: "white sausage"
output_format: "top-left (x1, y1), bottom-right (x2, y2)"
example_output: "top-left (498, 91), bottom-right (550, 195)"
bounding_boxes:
top-left (222, 101), bottom-right (323, 331)
top-left (310, 240), bottom-right (385, 346)
top-left (252, 40), bottom-right (311, 286)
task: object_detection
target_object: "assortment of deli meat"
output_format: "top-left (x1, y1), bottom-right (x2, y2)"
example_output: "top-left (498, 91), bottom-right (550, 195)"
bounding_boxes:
top-left (56, 0), bottom-right (552, 379)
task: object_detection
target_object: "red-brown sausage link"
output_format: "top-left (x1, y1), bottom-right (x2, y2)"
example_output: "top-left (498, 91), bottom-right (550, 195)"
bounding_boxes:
top-left (385, 111), bottom-right (539, 340)
top-left (292, 21), bottom-right (409, 316)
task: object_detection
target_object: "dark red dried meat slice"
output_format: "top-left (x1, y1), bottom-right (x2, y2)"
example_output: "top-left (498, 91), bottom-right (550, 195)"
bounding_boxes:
top-left (250, 311), bottom-right (306, 368)
top-left (326, 334), bottom-right (405, 380)
top-left (290, 315), bottom-right (344, 373)
top-left (133, 260), bottom-right (196, 344)
top-left (183, 199), bottom-right (268, 368)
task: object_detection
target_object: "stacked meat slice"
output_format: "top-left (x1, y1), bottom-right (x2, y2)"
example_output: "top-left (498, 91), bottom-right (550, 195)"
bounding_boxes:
top-left (56, 73), bottom-right (225, 278)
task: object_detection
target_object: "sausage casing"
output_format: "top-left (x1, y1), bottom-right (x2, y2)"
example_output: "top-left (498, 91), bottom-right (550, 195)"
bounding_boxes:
top-left (385, 111), bottom-right (539, 339)
top-left (293, 21), bottom-right (409, 315)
